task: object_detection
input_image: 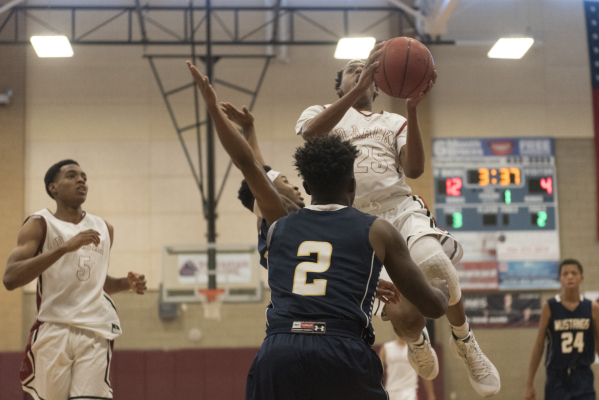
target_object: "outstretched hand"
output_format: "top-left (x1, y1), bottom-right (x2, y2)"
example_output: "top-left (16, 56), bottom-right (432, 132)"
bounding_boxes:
top-left (127, 271), bottom-right (147, 295)
top-left (406, 70), bottom-right (436, 109)
top-left (376, 278), bottom-right (402, 305)
top-left (186, 61), bottom-right (218, 108)
top-left (220, 102), bottom-right (254, 130)
top-left (355, 42), bottom-right (385, 92)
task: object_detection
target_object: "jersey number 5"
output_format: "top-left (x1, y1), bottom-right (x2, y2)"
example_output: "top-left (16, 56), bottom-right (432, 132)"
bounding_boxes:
top-left (77, 256), bottom-right (91, 281)
top-left (292, 241), bottom-right (332, 296)
top-left (561, 331), bottom-right (584, 354)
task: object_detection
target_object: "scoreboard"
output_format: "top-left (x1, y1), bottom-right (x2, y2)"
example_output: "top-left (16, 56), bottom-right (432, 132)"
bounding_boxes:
top-left (433, 138), bottom-right (560, 290)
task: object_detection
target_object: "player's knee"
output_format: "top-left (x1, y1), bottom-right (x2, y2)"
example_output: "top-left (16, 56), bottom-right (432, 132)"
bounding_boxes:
top-left (385, 302), bottom-right (426, 339)
top-left (392, 317), bottom-right (426, 341)
top-left (411, 236), bottom-right (462, 306)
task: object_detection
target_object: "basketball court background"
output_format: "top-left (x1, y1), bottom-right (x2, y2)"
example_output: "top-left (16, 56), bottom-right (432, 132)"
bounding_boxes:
top-left (0, 1), bottom-right (597, 399)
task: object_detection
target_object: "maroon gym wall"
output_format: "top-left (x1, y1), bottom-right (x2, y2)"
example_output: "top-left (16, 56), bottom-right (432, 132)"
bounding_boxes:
top-left (0, 346), bottom-right (444, 400)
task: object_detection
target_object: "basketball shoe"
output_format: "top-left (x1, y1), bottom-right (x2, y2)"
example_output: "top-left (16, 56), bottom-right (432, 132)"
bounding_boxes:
top-left (449, 330), bottom-right (501, 397)
top-left (407, 327), bottom-right (439, 380)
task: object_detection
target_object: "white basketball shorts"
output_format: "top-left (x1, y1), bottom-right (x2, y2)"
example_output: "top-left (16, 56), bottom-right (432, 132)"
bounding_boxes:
top-left (21, 321), bottom-right (114, 400)
top-left (370, 195), bottom-right (463, 317)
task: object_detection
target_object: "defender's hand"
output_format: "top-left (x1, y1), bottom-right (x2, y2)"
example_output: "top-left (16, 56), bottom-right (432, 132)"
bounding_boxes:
top-left (187, 61), bottom-right (218, 107)
top-left (406, 70), bottom-right (436, 109)
top-left (127, 272), bottom-right (147, 295)
top-left (430, 277), bottom-right (449, 300)
top-left (63, 230), bottom-right (101, 252)
top-left (355, 42), bottom-right (385, 92)
top-left (220, 103), bottom-right (254, 130)
top-left (376, 278), bottom-right (402, 305)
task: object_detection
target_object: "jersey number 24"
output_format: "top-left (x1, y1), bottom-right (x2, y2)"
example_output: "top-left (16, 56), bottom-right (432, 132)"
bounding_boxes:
top-left (561, 331), bottom-right (585, 354)
top-left (292, 241), bottom-right (332, 296)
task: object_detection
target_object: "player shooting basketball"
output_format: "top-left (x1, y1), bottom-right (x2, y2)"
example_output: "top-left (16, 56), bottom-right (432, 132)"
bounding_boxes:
top-left (3, 160), bottom-right (147, 400)
top-left (295, 43), bottom-right (500, 397)
top-left (187, 60), bottom-right (450, 400)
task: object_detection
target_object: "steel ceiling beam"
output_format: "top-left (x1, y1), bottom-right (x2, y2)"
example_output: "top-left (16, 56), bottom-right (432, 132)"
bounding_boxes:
top-left (0, 4), bottom-right (454, 46)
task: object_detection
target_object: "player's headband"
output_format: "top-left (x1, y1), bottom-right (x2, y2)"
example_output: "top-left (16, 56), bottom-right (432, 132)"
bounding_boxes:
top-left (343, 59), bottom-right (365, 70)
top-left (267, 170), bottom-right (281, 182)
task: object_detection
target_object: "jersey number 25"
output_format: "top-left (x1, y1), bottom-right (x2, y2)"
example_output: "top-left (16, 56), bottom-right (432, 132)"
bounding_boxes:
top-left (292, 241), bottom-right (332, 296)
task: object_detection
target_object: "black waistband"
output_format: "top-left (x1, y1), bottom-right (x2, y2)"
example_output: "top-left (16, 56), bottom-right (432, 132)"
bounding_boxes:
top-left (266, 319), bottom-right (365, 340)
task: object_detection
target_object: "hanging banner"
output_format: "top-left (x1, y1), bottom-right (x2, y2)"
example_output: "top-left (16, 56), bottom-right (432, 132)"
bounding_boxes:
top-left (463, 292), bottom-right (542, 329)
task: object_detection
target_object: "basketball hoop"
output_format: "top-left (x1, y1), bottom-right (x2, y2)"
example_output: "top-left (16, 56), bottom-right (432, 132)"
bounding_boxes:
top-left (196, 288), bottom-right (226, 321)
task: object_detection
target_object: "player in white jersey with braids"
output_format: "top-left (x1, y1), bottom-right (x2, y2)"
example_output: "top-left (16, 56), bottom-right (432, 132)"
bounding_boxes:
top-left (295, 44), bottom-right (500, 397)
top-left (3, 159), bottom-right (147, 400)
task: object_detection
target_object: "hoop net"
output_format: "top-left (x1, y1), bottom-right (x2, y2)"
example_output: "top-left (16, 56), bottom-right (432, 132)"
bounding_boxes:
top-left (196, 288), bottom-right (225, 321)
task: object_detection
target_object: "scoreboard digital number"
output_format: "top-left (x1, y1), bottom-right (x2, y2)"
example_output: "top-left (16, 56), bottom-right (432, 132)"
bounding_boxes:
top-left (438, 167), bottom-right (554, 230)
top-left (433, 138), bottom-right (560, 291)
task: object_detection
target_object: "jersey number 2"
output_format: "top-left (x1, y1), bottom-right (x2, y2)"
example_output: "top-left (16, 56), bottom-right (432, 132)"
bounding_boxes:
top-left (561, 332), bottom-right (584, 354)
top-left (292, 241), bottom-right (332, 296)
top-left (77, 256), bottom-right (91, 281)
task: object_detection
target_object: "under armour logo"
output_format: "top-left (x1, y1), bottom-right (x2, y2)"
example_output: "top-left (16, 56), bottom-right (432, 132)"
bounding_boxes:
top-left (291, 321), bottom-right (326, 334)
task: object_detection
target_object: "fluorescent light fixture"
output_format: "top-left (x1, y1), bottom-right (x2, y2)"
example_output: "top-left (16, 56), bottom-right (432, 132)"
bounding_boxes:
top-left (30, 36), bottom-right (74, 58)
top-left (334, 37), bottom-right (376, 60)
top-left (487, 38), bottom-right (534, 59)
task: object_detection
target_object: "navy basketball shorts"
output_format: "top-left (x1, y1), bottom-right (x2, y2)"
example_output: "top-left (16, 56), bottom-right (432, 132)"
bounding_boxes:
top-left (246, 333), bottom-right (387, 400)
top-left (545, 367), bottom-right (595, 400)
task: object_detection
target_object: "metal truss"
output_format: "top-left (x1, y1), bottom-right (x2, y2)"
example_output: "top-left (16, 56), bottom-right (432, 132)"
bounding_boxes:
top-left (0, 2), bottom-right (452, 289)
top-left (0, 4), bottom-right (453, 45)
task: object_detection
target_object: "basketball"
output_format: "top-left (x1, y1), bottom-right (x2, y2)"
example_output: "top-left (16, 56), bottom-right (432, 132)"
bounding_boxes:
top-left (374, 37), bottom-right (435, 99)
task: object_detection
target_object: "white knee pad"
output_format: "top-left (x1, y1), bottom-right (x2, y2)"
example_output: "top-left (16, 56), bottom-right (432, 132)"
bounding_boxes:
top-left (411, 236), bottom-right (461, 306)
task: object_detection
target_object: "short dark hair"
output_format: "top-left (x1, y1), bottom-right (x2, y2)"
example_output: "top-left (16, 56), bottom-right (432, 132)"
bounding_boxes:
top-left (559, 259), bottom-right (583, 276)
top-left (44, 159), bottom-right (79, 199)
top-left (293, 136), bottom-right (358, 193)
top-left (238, 165), bottom-right (272, 212)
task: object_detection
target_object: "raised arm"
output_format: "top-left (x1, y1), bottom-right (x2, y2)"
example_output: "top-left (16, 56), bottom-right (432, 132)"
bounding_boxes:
top-left (369, 218), bottom-right (448, 319)
top-left (298, 44), bottom-right (383, 140)
top-left (187, 61), bottom-right (287, 226)
top-left (220, 102), bottom-right (266, 166)
top-left (4, 217), bottom-right (100, 290)
top-left (525, 301), bottom-right (551, 400)
top-left (398, 71), bottom-right (436, 179)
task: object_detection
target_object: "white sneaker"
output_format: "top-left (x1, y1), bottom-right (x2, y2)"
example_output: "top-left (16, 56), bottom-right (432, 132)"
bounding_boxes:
top-left (449, 330), bottom-right (501, 397)
top-left (407, 328), bottom-right (439, 380)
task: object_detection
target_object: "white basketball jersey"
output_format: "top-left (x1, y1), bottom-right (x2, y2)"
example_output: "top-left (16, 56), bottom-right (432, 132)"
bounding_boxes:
top-left (383, 340), bottom-right (418, 394)
top-left (33, 209), bottom-right (122, 340)
top-left (296, 105), bottom-right (412, 209)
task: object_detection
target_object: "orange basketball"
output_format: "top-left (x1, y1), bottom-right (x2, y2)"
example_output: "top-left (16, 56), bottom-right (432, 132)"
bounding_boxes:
top-left (374, 37), bottom-right (435, 99)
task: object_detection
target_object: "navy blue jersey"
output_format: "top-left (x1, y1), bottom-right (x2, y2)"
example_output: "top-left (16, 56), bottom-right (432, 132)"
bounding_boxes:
top-left (545, 296), bottom-right (595, 371)
top-left (257, 218), bottom-right (269, 269)
top-left (265, 206), bottom-right (382, 344)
